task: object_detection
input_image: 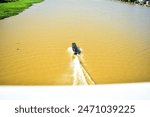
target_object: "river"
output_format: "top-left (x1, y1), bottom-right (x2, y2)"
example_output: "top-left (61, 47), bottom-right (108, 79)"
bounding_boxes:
top-left (0, 0), bottom-right (150, 85)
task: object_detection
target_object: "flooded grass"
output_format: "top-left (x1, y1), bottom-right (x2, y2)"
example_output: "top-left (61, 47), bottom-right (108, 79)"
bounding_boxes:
top-left (0, 0), bottom-right (44, 19)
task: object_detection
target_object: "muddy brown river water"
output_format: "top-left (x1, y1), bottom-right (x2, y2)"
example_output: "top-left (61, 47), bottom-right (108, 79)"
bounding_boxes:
top-left (0, 0), bottom-right (150, 85)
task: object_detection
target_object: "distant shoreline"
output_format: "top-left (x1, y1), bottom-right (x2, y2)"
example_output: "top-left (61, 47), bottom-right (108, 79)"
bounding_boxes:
top-left (0, 0), bottom-right (44, 20)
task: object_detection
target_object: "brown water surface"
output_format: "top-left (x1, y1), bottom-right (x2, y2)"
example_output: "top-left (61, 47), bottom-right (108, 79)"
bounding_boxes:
top-left (0, 0), bottom-right (150, 85)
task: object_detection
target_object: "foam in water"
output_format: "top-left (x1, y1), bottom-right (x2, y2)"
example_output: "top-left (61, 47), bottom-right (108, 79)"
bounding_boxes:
top-left (67, 47), bottom-right (95, 85)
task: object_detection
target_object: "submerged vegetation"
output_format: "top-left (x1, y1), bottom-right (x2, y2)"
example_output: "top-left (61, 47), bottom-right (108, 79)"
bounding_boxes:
top-left (0, 0), bottom-right (44, 19)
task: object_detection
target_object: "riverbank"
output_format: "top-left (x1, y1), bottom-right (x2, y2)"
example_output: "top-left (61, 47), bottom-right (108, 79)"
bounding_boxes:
top-left (118, 0), bottom-right (150, 7)
top-left (0, 0), bottom-right (44, 19)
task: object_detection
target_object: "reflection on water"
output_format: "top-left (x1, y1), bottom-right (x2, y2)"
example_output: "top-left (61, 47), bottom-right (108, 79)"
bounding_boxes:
top-left (0, 0), bottom-right (150, 85)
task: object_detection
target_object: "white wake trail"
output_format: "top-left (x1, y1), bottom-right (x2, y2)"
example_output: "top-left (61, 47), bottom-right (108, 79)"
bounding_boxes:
top-left (67, 47), bottom-right (95, 85)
